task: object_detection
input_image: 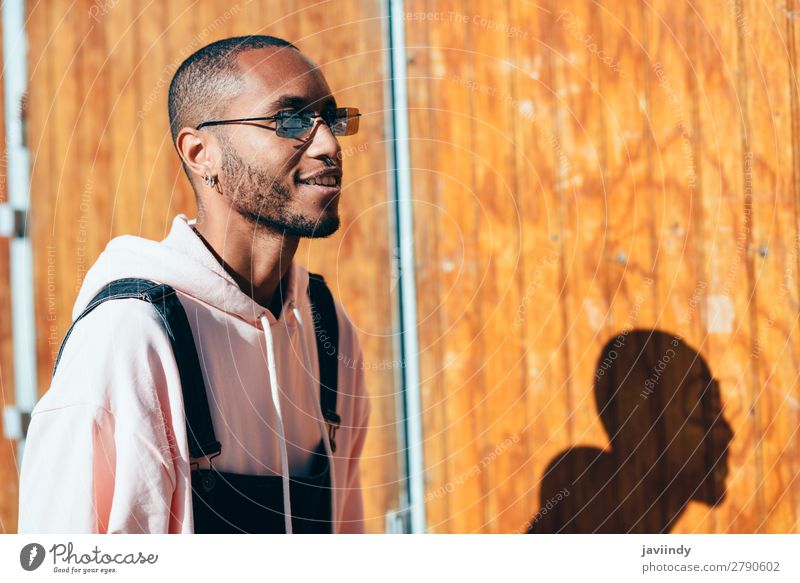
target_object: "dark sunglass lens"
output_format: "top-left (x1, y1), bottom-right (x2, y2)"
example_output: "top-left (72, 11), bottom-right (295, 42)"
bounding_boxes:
top-left (277, 112), bottom-right (314, 138)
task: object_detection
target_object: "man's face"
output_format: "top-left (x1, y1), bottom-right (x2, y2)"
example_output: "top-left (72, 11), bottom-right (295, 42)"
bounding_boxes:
top-left (212, 47), bottom-right (344, 238)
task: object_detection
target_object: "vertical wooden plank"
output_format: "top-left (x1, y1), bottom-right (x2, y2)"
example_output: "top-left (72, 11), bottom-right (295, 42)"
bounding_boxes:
top-left (740, 0), bottom-right (800, 533)
top-left (27, 0), bottom-right (53, 396)
top-left (105, 0), bottom-right (141, 238)
top-left (645, 0), bottom-right (715, 533)
top-left (787, 0), bottom-right (800, 535)
top-left (60, 0), bottom-right (92, 304)
top-left (79, 0), bottom-right (112, 302)
top-left (138, 0), bottom-right (174, 237)
top-left (466, 0), bottom-right (526, 533)
top-left (404, 0), bottom-right (450, 533)
top-left (508, 0), bottom-right (572, 534)
top-left (32, 0), bottom-right (84, 388)
top-left (686, 0), bottom-right (759, 532)
top-left (594, 0), bottom-right (662, 530)
top-left (594, 0), bottom-right (658, 334)
top-left (406, 0), bottom-right (488, 533)
top-left (548, 0), bottom-right (611, 482)
top-left (163, 1), bottom-right (198, 225)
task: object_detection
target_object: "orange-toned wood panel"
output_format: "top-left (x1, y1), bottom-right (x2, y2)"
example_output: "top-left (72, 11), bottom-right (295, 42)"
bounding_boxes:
top-left (406, 0), bottom-right (492, 533)
top-left (406, 0), bottom-right (799, 532)
top-left (737, 0), bottom-right (800, 532)
top-left (507, 0), bottom-right (573, 535)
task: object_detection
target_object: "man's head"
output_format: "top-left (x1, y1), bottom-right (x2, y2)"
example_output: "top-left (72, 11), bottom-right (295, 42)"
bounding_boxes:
top-left (168, 35), bottom-right (346, 238)
top-left (593, 329), bottom-right (733, 504)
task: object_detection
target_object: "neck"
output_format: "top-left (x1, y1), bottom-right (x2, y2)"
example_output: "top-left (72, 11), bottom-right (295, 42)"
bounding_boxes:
top-left (619, 459), bottom-right (690, 533)
top-left (192, 209), bottom-right (299, 312)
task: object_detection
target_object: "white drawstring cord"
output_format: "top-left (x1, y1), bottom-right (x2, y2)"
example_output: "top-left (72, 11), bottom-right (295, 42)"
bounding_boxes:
top-left (292, 301), bottom-right (338, 533)
top-left (260, 313), bottom-right (293, 534)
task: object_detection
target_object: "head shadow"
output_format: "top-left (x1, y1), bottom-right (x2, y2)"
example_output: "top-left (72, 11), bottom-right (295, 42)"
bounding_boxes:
top-left (526, 329), bottom-right (733, 533)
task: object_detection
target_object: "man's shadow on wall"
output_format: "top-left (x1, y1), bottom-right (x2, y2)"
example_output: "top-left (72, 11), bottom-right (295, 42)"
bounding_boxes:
top-left (527, 329), bottom-right (734, 533)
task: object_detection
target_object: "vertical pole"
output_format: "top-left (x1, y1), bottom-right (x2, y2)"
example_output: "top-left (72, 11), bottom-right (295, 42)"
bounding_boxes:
top-left (2, 0), bottom-right (38, 462)
top-left (386, 0), bottom-right (426, 533)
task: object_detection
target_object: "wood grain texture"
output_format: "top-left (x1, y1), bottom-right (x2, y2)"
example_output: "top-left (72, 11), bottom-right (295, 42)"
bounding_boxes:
top-left (508, 0), bottom-right (574, 535)
top-left (405, 0), bottom-right (799, 533)
top-left (738, 0), bottom-right (800, 533)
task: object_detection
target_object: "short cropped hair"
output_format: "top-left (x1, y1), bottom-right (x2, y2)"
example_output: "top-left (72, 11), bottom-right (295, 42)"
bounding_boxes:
top-left (167, 35), bottom-right (299, 177)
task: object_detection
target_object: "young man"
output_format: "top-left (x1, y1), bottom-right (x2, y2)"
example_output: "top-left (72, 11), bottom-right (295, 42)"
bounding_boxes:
top-left (18, 36), bottom-right (371, 533)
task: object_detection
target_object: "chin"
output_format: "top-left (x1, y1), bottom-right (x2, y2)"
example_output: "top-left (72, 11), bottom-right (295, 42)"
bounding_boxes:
top-left (282, 211), bottom-right (341, 238)
top-left (307, 214), bottom-right (340, 238)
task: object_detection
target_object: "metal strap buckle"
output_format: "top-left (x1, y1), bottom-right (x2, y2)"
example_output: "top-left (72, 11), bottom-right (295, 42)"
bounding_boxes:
top-left (325, 410), bottom-right (341, 453)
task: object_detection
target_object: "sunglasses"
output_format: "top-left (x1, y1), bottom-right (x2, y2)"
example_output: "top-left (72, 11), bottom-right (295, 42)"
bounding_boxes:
top-left (195, 107), bottom-right (361, 140)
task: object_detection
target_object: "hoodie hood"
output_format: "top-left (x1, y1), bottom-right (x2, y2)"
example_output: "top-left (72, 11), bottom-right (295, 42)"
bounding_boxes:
top-left (73, 213), bottom-right (308, 327)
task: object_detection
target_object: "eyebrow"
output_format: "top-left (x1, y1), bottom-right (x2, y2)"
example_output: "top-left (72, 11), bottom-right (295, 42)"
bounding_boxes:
top-left (267, 94), bottom-right (338, 112)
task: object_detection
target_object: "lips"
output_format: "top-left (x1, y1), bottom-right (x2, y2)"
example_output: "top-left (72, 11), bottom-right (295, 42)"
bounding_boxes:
top-left (298, 167), bottom-right (342, 183)
top-left (297, 181), bottom-right (341, 197)
top-left (296, 168), bottom-right (342, 198)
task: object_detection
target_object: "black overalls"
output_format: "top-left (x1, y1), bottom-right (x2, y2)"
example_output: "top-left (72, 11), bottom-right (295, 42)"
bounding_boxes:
top-left (52, 273), bottom-right (342, 534)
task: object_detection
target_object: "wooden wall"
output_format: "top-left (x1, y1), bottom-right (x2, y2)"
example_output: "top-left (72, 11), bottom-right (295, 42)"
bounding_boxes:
top-left (1, 0), bottom-right (799, 534)
top-left (406, 0), bottom-right (799, 533)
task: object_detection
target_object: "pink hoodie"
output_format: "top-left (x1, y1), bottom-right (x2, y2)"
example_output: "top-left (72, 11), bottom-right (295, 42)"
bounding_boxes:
top-left (18, 214), bottom-right (371, 533)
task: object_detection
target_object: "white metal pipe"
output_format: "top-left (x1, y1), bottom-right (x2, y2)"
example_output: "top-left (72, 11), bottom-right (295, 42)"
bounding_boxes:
top-left (388, 0), bottom-right (427, 534)
top-left (2, 0), bottom-right (38, 463)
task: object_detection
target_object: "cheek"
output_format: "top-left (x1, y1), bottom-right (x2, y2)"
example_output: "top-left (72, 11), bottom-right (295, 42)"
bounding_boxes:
top-left (235, 133), bottom-right (299, 175)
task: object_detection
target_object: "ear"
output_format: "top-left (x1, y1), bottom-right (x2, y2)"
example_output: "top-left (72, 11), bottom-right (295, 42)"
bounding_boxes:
top-left (176, 126), bottom-right (220, 180)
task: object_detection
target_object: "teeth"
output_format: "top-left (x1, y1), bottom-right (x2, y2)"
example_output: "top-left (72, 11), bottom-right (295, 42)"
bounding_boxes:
top-left (302, 175), bottom-right (338, 187)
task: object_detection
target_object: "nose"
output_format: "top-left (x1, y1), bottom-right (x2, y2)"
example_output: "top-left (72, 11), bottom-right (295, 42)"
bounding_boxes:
top-left (305, 116), bottom-right (342, 162)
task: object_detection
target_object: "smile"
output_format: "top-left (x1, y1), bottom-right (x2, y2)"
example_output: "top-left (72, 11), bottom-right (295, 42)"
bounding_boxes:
top-left (297, 180), bottom-right (341, 197)
top-left (299, 174), bottom-right (340, 187)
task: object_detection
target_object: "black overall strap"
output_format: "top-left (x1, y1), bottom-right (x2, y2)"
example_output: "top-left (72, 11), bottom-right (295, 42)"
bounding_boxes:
top-left (52, 277), bottom-right (221, 460)
top-left (306, 272), bottom-right (341, 452)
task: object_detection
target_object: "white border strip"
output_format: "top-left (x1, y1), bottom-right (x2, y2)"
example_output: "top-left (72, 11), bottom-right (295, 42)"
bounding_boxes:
top-left (388, 0), bottom-right (426, 533)
top-left (4, 535), bottom-right (800, 580)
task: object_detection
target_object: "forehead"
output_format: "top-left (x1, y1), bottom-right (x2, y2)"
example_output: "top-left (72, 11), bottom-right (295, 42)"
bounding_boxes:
top-left (233, 47), bottom-right (334, 111)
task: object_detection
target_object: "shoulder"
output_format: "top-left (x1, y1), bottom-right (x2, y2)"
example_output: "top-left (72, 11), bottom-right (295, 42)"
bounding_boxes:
top-left (65, 297), bottom-right (170, 359)
top-left (43, 297), bottom-right (175, 412)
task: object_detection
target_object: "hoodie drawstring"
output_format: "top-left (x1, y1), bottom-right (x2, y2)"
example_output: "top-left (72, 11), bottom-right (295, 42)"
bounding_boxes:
top-left (259, 313), bottom-right (293, 534)
top-left (292, 302), bottom-right (338, 533)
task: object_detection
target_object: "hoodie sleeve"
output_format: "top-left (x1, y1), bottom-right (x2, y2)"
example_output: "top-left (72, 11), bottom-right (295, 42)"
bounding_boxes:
top-left (18, 299), bottom-right (178, 534)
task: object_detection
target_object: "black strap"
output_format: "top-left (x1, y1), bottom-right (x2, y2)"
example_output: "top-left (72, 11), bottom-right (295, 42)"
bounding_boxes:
top-left (52, 273), bottom-right (341, 457)
top-left (52, 278), bottom-right (221, 460)
top-left (307, 272), bottom-right (341, 452)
